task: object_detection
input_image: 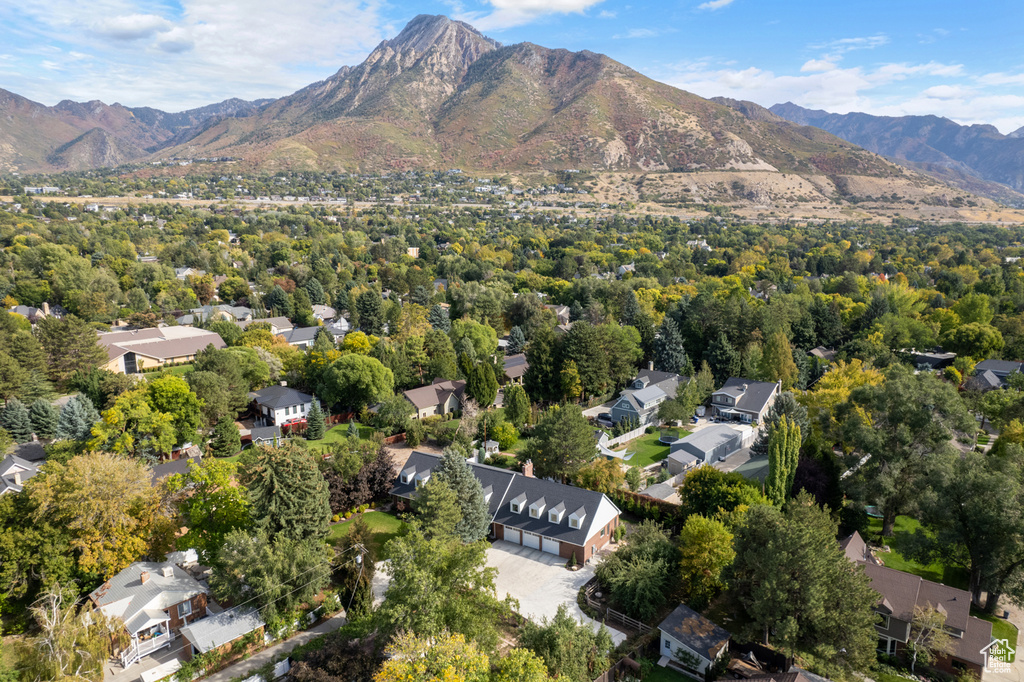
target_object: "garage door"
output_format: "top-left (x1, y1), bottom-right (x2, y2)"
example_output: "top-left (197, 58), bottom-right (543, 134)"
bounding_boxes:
top-left (504, 528), bottom-right (520, 544)
top-left (541, 537), bottom-right (560, 555)
top-left (523, 531), bottom-right (541, 550)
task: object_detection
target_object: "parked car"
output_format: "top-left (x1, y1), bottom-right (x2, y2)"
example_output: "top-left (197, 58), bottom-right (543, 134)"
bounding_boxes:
top-left (284, 417), bottom-right (307, 427)
top-left (596, 413), bottom-right (614, 427)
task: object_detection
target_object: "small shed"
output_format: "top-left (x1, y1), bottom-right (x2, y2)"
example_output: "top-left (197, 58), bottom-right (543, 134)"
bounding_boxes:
top-left (657, 603), bottom-right (730, 675)
top-left (484, 440), bottom-right (500, 455)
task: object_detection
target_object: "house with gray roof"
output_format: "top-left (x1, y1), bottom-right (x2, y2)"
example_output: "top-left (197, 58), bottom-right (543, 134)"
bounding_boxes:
top-left (972, 359), bottom-right (1024, 389)
top-left (98, 326), bottom-right (226, 374)
top-left (250, 385), bottom-right (314, 426)
top-left (392, 452), bottom-right (620, 564)
top-left (281, 326), bottom-right (322, 349)
top-left (657, 603), bottom-right (730, 675)
top-left (89, 561), bottom-right (209, 668)
top-left (176, 304), bottom-right (252, 326)
top-left (179, 607), bottom-right (265, 661)
top-left (709, 377), bottom-right (780, 425)
top-left (667, 424), bottom-right (753, 474)
top-left (403, 379), bottom-right (467, 419)
top-left (610, 367), bottom-right (687, 427)
top-left (0, 454), bottom-right (39, 495)
top-left (502, 354), bottom-right (529, 385)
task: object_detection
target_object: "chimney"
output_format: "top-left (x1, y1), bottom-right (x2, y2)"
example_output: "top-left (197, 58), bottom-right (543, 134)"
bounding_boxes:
top-left (647, 360), bottom-right (654, 371)
top-left (742, 383), bottom-right (748, 391)
top-left (523, 460), bottom-right (534, 478)
top-left (161, 566), bottom-right (174, 578)
top-left (12, 470), bottom-right (21, 486)
top-left (280, 381), bottom-right (287, 387)
top-left (140, 571), bottom-right (150, 584)
top-left (42, 302), bottom-right (50, 316)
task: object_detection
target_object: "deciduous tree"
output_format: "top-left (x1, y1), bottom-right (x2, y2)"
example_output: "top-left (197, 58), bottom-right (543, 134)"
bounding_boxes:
top-left (166, 459), bottom-right (250, 563)
top-left (678, 514), bottom-right (735, 609)
top-left (520, 404), bottom-right (596, 481)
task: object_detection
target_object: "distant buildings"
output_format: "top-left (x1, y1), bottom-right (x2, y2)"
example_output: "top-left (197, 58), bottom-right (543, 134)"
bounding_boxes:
top-left (98, 327), bottom-right (226, 374)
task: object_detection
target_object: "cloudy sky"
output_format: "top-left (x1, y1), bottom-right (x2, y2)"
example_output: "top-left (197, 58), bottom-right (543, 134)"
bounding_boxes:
top-left (1, 0), bottom-right (1022, 133)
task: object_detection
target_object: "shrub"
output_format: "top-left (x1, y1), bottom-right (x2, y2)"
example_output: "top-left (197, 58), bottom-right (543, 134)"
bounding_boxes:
top-left (344, 511), bottom-right (352, 519)
top-left (332, 514), bottom-right (341, 522)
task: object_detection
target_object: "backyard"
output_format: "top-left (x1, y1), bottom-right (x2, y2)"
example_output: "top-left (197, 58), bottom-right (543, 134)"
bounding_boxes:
top-left (328, 510), bottom-right (407, 559)
top-left (308, 422), bottom-right (376, 451)
top-left (612, 430), bottom-right (689, 468)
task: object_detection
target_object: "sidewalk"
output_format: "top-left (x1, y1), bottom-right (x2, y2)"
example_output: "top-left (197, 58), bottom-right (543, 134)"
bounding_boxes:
top-left (202, 613), bottom-right (347, 682)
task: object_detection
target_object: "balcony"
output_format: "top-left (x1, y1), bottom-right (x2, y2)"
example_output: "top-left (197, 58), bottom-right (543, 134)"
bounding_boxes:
top-left (120, 631), bottom-right (173, 668)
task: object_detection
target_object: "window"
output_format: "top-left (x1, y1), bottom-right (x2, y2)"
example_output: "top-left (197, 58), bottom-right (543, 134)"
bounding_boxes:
top-left (511, 502), bottom-right (521, 513)
top-left (401, 473), bottom-right (412, 484)
top-left (600, 527), bottom-right (605, 537)
top-left (178, 601), bottom-right (192, 618)
top-left (569, 517), bottom-right (580, 529)
top-left (877, 613), bottom-right (890, 629)
top-left (530, 507), bottom-right (540, 519)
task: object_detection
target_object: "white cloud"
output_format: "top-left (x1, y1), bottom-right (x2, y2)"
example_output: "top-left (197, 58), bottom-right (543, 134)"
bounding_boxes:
top-left (458, 0), bottom-right (606, 30)
top-left (811, 34), bottom-right (889, 54)
top-left (800, 59), bottom-right (836, 73)
top-left (598, 9), bottom-right (616, 17)
top-left (614, 27), bottom-right (675, 39)
top-left (921, 84), bottom-right (972, 100)
top-left (92, 13), bottom-right (172, 40)
top-left (697, 0), bottom-right (736, 9)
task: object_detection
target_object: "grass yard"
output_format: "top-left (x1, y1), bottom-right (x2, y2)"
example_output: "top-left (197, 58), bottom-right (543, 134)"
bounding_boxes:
top-left (613, 431), bottom-right (681, 468)
top-left (328, 511), bottom-right (407, 559)
top-left (977, 433), bottom-right (991, 445)
top-left (309, 423), bottom-right (375, 451)
top-left (972, 608), bottom-right (1019, 657)
top-left (866, 516), bottom-right (969, 589)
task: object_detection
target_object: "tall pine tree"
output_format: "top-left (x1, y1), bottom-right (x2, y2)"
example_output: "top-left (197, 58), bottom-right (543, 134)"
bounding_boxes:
top-left (653, 317), bottom-right (688, 374)
top-left (238, 443), bottom-right (332, 542)
top-left (55, 395), bottom-right (100, 441)
top-left (1, 399), bottom-right (33, 443)
top-left (28, 400), bottom-right (58, 439)
top-left (706, 332), bottom-right (741, 385)
top-left (524, 324), bottom-right (560, 403)
top-left (434, 445), bottom-right (491, 543)
top-left (507, 326), bottom-right (527, 355)
top-left (428, 304), bottom-right (451, 333)
top-left (306, 399), bottom-right (326, 440)
top-left (209, 417), bottom-right (241, 458)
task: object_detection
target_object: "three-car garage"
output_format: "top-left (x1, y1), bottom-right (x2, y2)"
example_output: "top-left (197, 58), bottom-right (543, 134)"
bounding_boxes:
top-left (502, 526), bottom-right (561, 556)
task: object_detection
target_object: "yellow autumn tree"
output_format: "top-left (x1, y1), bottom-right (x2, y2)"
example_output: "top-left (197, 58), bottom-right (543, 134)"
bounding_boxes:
top-left (374, 631), bottom-right (490, 682)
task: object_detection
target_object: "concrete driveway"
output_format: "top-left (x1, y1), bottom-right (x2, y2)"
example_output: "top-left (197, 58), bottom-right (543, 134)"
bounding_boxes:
top-left (486, 541), bottom-right (627, 644)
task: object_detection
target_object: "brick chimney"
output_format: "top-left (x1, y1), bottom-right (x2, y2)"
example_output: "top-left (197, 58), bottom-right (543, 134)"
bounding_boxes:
top-left (41, 302), bottom-right (50, 316)
top-left (523, 459), bottom-right (534, 478)
top-left (140, 570), bottom-right (150, 584)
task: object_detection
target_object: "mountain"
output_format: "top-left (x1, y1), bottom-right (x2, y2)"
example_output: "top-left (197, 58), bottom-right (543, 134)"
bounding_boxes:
top-left (0, 90), bottom-right (269, 172)
top-left (1009, 126), bottom-right (1024, 140)
top-left (769, 102), bottom-right (1024, 203)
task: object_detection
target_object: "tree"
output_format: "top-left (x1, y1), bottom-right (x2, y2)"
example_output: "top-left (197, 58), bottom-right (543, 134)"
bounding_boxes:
top-left (89, 388), bottom-right (176, 461)
top-left (0, 351), bottom-right (27, 405)
top-left (760, 330), bottom-right (798, 389)
top-left (306, 398), bottom-right (326, 440)
top-left (560, 360), bottom-right (583, 402)
top-left (493, 648), bottom-right (552, 682)
top-left (356, 290), bottom-right (385, 335)
top-left (677, 466), bottom-right (768, 525)
top-left (705, 332), bottom-right (740, 385)
top-left (1, 398), bottom-right (33, 443)
top-left (212, 529), bottom-right (331, 619)
top-left (304, 277), bottom-right (327, 306)
top-left (374, 631), bottom-right (490, 682)
top-left (428, 303), bottom-right (451, 333)
top-left (322, 354), bottom-right (394, 411)
top-left (415, 478), bottom-right (462, 539)
top-left (838, 364), bottom-right (973, 536)
top-left (504, 384), bottom-right (530, 428)
top-left (765, 417), bottom-right (800, 505)
top-left (574, 459), bottom-right (625, 494)
top-left (218, 276), bottom-right (250, 303)
top-left (942, 322), bottom-right (1004, 359)
top-left (209, 416), bottom-right (241, 458)
top-left (450, 318), bottom-right (498, 359)
top-left (595, 520), bottom-right (676, 621)
top-left (660, 361), bottom-right (715, 423)
top-left (507, 325), bottom-right (527, 355)
top-left (147, 373), bottom-right (204, 446)
top-left (265, 284), bottom-right (293, 317)
top-left (524, 324), bottom-right (560, 403)
top-left (750, 391), bottom-right (809, 457)
top-left (729, 494), bottom-right (879, 668)
top-left (35, 315), bottom-right (108, 388)
top-left (333, 516), bottom-right (377, 620)
top-left (347, 419), bottom-right (360, 439)
top-left (654, 317), bottom-right (688, 374)
top-left (560, 321), bottom-right (606, 398)
top-left (520, 404), bottom-right (596, 481)
top-left (434, 445), bottom-right (492, 543)
top-left (55, 395), bottom-right (100, 441)
top-left (678, 514), bottom-right (735, 609)
top-left (239, 443), bottom-right (332, 542)
top-left (424, 329), bottom-right (458, 381)
top-left (466, 362), bottom-right (499, 406)
top-left (166, 459), bottom-right (250, 563)
top-left (519, 603), bottom-right (615, 682)
top-left (907, 605), bottom-right (955, 673)
top-left (29, 452), bottom-right (172, 578)
top-left (15, 583), bottom-right (111, 682)
top-left (376, 527), bottom-right (511, 650)
top-left (28, 399), bottom-right (58, 439)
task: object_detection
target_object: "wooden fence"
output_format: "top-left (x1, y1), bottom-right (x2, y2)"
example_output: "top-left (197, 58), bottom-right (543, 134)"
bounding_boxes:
top-left (592, 656), bottom-right (641, 682)
top-left (605, 607), bottom-right (650, 634)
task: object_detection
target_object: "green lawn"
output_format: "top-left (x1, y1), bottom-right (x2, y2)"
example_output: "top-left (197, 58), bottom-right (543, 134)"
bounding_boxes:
top-left (328, 511), bottom-right (407, 559)
top-left (977, 433), bottom-right (991, 445)
top-left (973, 608), bottom-right (1019, 657)
top-left (613, 431), bottom-right (684, 468)
top-left (866, 516), bottom-right (969, 589)
top-left (309, 423), bottom-right (375, 451)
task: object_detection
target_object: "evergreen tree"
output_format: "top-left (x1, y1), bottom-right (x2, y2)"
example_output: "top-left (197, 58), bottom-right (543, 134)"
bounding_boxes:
top-left (507, 326), bottom-right (527, 355)
top-left (356, 290), bottom-right (386, 335)
top-left (304, 278), bottom-right (326, 306)
top-left (347, 418), bottom-right (360, 439)
top-left (621, 290), bottom-right (642, 326)
top-left (653, 317), bottom-right (688, 374)
top-left (55, 395), bottom-right (100, 441)
top-left (428, 304), bottom-right (451, 332)
top-left (706, 332), bottom-right (740, 385)
top-left (504, 384), bottom-right (531, 428)
top-left (414, 478), bottom-right (462, 540)
top-left (209, 417), bottom-right (241, 458)
top-left (759, 330), bottom-right (798, 389)
top-left (765, 416), bottom-right (801, 505)
top-left (524, 324), bottom-right (560, 403)
top-left (306, 399), bottom-right (326, 440)
top-left (521, 404), bottom-right (596, 481)
top-left (264, 285), bottom-right (293, 317)
top-left (28, 399), bottom-right (58, 439)
top-left (466, 363), bottom-right (498, 406)
top-left (238, 443), bottom-right (332, 542)
top-left (1, 399), bottom-right (33, 442)
top-left (35, 315), bottom-right (108, 388)
top-left (434, 445), bottom-right (491, 543)
top-left (410, 285), bottom-right (432, 306)
top-left (19, 371), bottom-right (56, 404)
top-left (750, 392), bottom-right (809, 457)
top-left (792, 348), bottom-right (811, 390)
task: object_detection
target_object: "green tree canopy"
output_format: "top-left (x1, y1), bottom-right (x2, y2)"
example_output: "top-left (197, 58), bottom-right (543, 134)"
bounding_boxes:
top-left (238, 443), bottom-right (331, 543)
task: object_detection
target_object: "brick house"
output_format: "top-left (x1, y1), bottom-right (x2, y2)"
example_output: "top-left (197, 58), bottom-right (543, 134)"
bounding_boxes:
top-left (391, 452), bottom-right (620, 564)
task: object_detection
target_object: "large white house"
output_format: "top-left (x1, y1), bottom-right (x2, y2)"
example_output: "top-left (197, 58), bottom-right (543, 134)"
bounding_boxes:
top-left (250, 385), bottom-right (315, 426)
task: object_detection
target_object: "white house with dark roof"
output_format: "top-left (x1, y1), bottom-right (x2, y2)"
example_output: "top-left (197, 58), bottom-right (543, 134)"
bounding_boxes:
top-left (391, 452), bottom-right (620, 564)
top-left (0, 454), bottom-right (39, 495)
top-left (610, 368), bottom-right (687, 427)
top-left (250, 385), bottom-right (314, 426)
top-left (709, 377), bottom-right (780, 425)
top-left (657, 603), bottom-right (730, 675)
top-left (89, 561), bottom-right (208, 668)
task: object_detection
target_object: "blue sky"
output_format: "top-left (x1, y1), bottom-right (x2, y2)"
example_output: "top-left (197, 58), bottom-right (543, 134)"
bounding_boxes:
top-left (1, 0), bottom-right (1022, 133)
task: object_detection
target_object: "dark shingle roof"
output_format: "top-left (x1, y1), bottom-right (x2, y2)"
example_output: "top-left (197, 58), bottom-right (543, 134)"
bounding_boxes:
top-left (250, 385), bottom-right (313, 409)
top-left (975, 359), bottom-right (1024, 376)
top-left (658, 604), bottom-right (730, 661)
top-left (503, 354), bottom-right (529, 379)
top-left (713, 377), bottom-right (778, 415)
top-left (402, 380), bottom-right (465, 410)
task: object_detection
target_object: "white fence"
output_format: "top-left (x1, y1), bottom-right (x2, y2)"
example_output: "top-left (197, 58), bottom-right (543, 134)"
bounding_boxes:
top-left (603, 426), bottom-right (646, 449)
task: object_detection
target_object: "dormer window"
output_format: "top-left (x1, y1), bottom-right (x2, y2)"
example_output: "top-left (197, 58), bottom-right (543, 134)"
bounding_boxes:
top-left (510, 493), bottom-right (527, 514)
top-left (483, 485), bottom-right (493, 504)
top-left (414, 470), bottom-right (431, 488)
top-left (529, 497), bottom-right (547, 519)
top-left (569, 506), bottom-right (587, 529)
top-left (400, 467), bottom-right (415, 484)
top-left (548, 502), bottom-right (565, 524)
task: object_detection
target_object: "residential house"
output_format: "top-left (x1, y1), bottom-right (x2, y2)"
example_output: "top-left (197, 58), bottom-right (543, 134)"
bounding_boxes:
top-left (667, 425), bottom-right (754, 473)
top-left (8, 302), bottom-right (66, 324)
top-left (610, 368), bottom-right (687, 427)
top-left (709, 378), bottom-right (780, 425)
top-left (502, 354), bottom-right (529, 385)
top-left (657, 603), bottom-right (731, 675)
top-left (905, 349), bottom-right (957, 370)
top-left (312, 305), bottom-right (336, 321)
top-left (392, 453), bottom-right (620, 563)
top-left (809, 346), bottom-right (836, 363)
top-left (98, 327), bottom-right (226, 374)
top-left (250, 385), bottom-right (314, 426)
top-left (972, 360), bottom-right (1024, 389)
top-left (176, 304), bottom-right (252, 326)
top-left (841, 531), bottom-right (993, 677)
top-left (174, 267), bottom-right (206, 280)
top-left (0, 454), bottom-right (39, 495)
top-left (235, 316), bottom-right (293, 335)
top-left (89, 562), bottom-right (209, 668)
top-left (246, 425), bottom-right (282, 447)
top-left (281, 326), bottom-right (322, 349)
top-left (617, 263), bottom-right (636, 277)
top-left (403, 379), bottom-right (467, 420)
top-left (545, 304), bottom-right (571, 325)
top-left (179, 607), bottom-right (265, 662)
top-left (433, 278), bottom-right (449, 291)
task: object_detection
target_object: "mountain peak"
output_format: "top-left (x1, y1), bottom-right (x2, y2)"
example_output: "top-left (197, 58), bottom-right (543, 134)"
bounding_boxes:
top-left (377, 14), bottom-right (500, 65)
